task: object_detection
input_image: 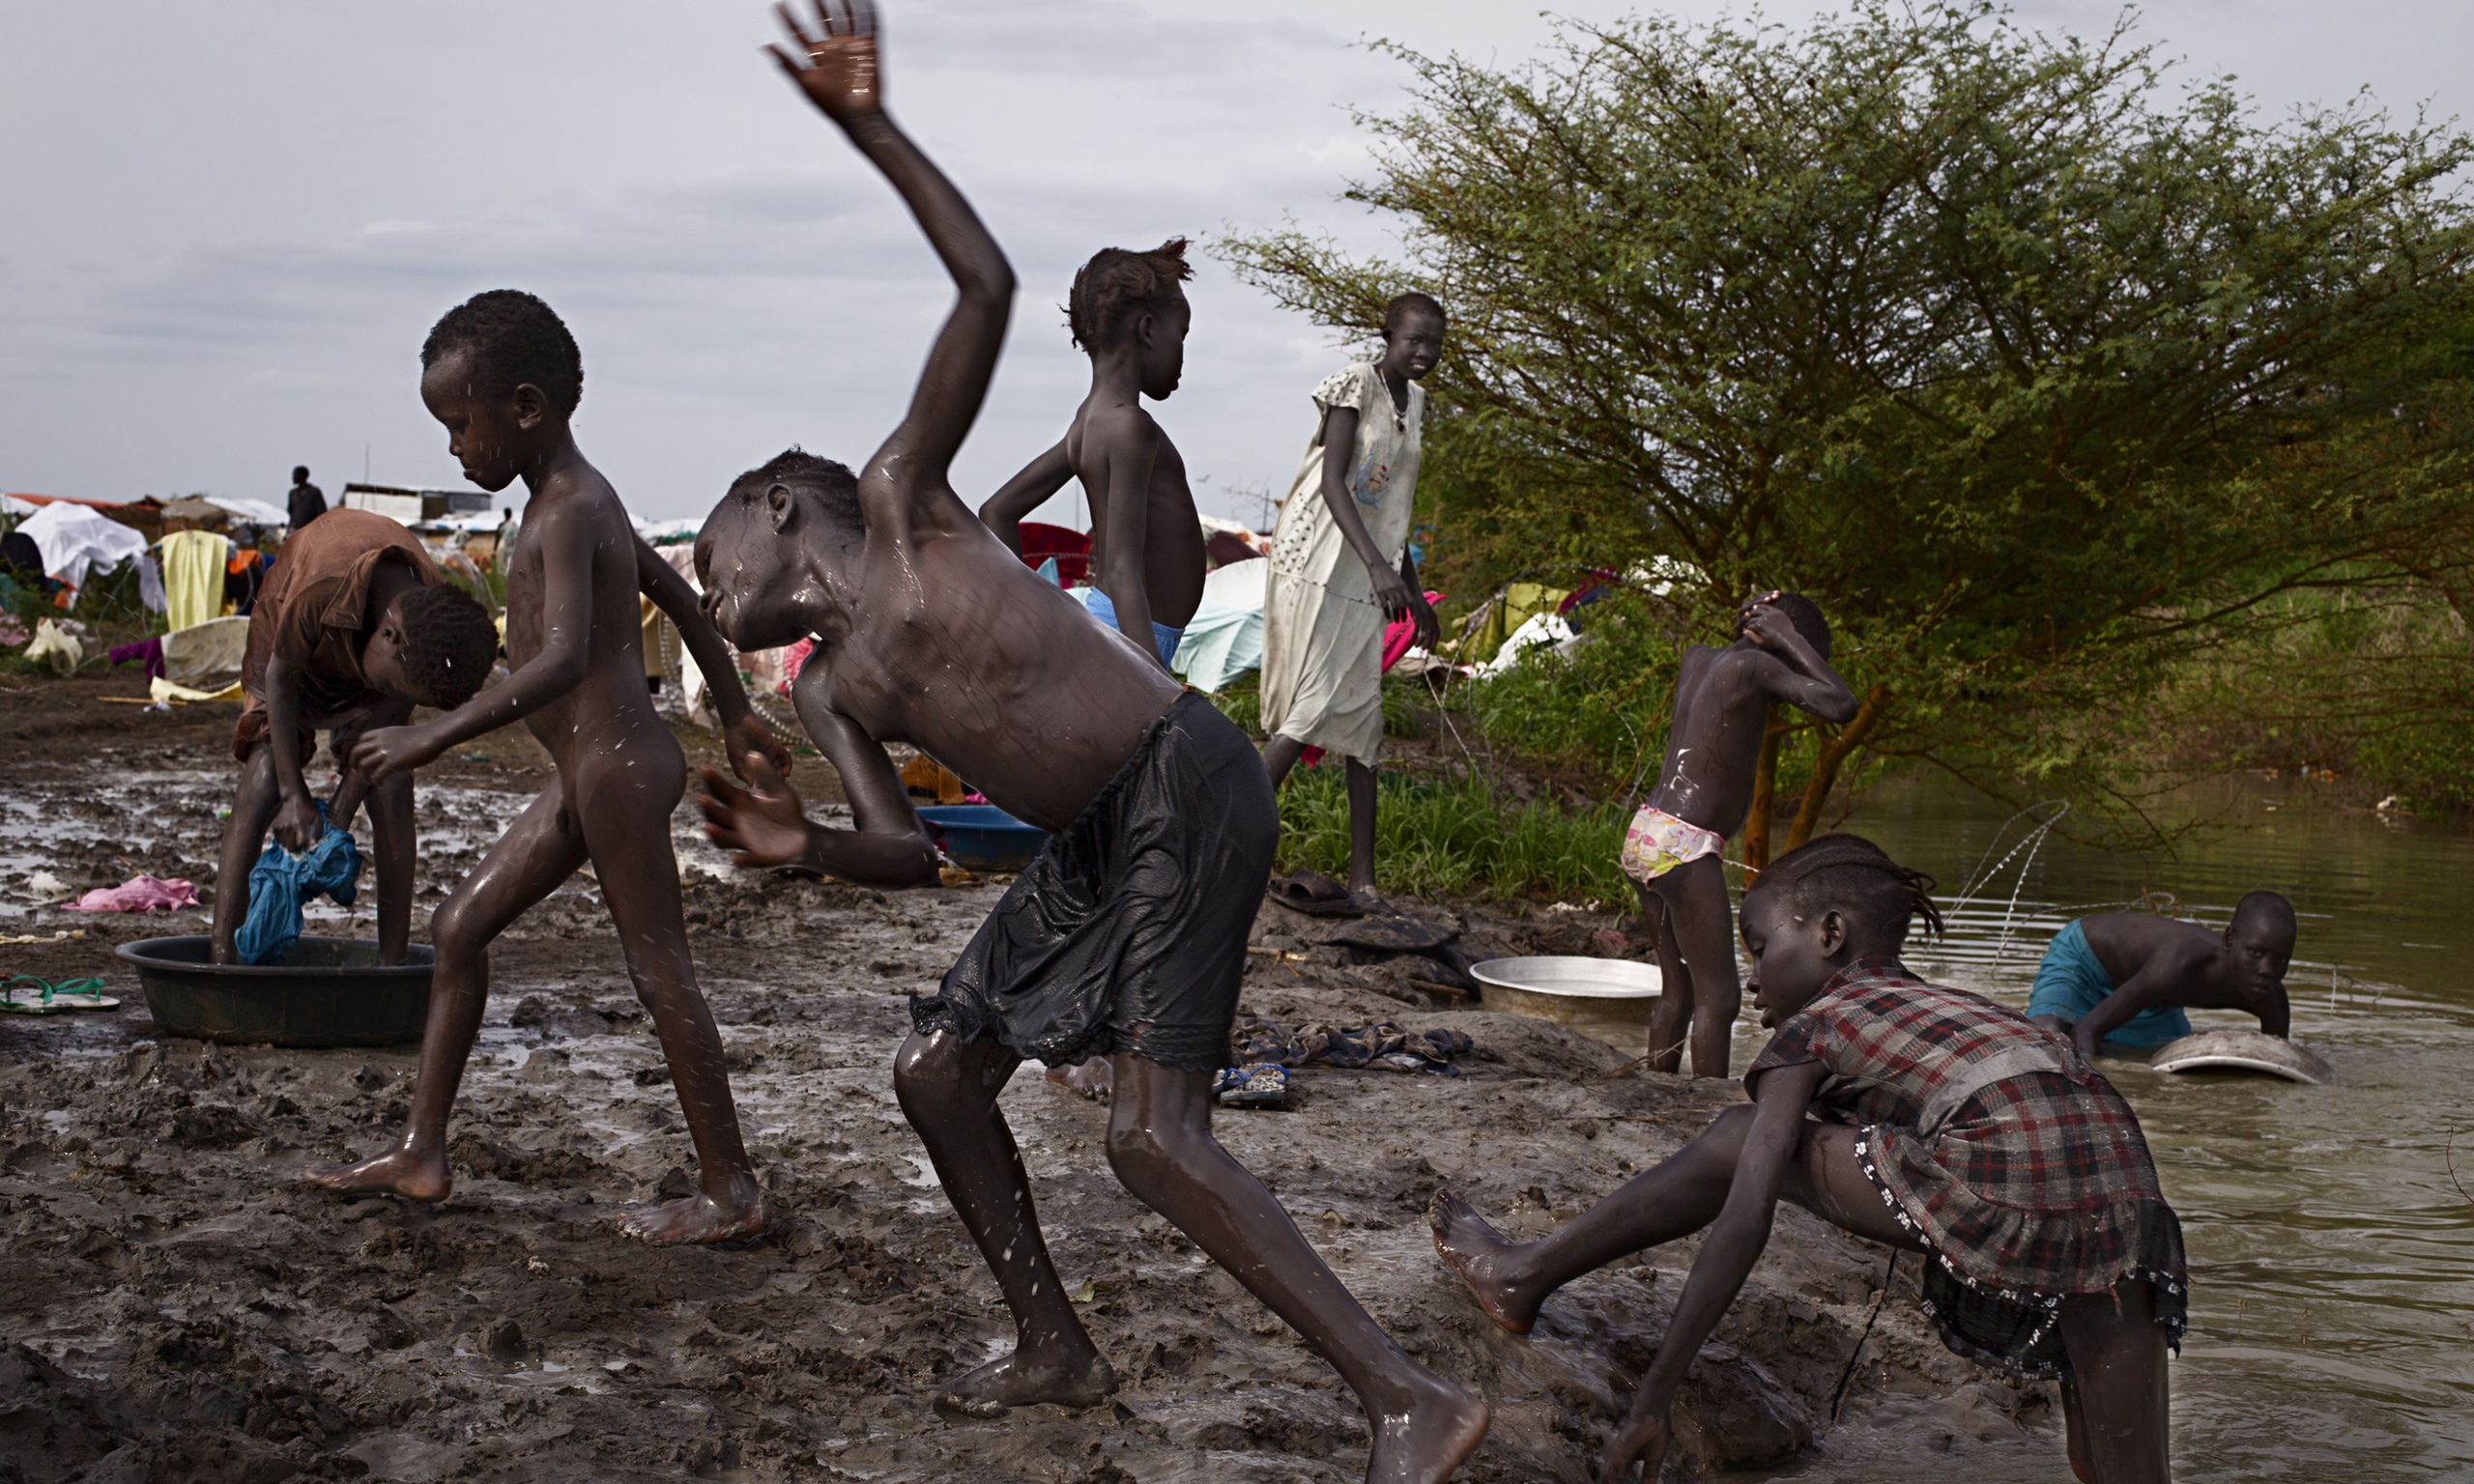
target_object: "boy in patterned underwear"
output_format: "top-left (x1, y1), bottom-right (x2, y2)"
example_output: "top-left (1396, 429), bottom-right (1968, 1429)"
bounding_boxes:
top-left (1625, 589), bottom-right (1856, 1076)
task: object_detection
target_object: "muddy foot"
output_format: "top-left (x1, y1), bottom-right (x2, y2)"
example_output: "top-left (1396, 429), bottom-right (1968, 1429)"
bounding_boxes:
top-left (303, 1147), bottom-right (451, 1203)
top-left (1428, 1188), bottom-right (1539, 1335)
top-left (1367, 1370), bottom-right (1491, 1484)
top-left (618, 1192), bottom-right (766, 1245)
top-left (935, 1348), bottom-right (1117, 1417)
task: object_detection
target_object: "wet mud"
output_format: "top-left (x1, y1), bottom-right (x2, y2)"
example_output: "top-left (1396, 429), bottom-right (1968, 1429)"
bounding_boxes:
top-left (0, 672), bottom-right (2054, 1482)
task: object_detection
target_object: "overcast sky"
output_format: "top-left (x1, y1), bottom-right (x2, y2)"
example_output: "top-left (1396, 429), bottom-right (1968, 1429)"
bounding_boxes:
top-left (5, 1), bottom-right (2470, 526)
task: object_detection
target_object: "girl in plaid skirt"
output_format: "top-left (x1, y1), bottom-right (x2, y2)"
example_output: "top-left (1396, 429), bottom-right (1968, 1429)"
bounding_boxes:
top-left (1432, 833), bottom-right (2182, 1483)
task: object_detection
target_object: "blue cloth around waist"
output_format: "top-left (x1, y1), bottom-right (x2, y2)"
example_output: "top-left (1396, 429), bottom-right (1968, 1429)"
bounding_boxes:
top-left (1077, 586), bottom-right (1184, 669)
top-left (237, 805), bottom-right (364, 966)
top-left (2026, 919), bottom-right (2193, 1048)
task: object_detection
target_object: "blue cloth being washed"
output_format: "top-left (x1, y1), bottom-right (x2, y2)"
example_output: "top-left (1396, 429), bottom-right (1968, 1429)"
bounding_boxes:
top-left (2026, 919), bottom-right (2193, 1048)
top-left (1075, 586), bottom-right (1184, 669)
top-left (237, 804), bottom-right (363, 966)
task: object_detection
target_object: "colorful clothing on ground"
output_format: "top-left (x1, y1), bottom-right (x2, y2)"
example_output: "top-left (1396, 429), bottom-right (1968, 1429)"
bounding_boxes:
top-left (915, 694), bottom-right (1276, 1072)
top-left (2027, 919), bottom-right (2195, 1048)
top-left (1259, 360), bottom-right (1424, 767)
top-left (1620, 804), bottom-right (1726, 885)
top-left (1076, 585), bottom-right (1185, 669)
top-left (235, 509), bottom-right (442, 761)
top-left (1743, 958), bottom-right (2187, 1377)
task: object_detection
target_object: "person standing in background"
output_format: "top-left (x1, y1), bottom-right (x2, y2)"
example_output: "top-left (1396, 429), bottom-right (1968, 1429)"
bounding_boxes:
top-left (287, 466), bottom-right (327, 532)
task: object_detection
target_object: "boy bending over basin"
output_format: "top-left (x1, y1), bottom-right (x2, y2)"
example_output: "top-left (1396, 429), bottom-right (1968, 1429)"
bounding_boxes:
top-left (2028, 894), bottom-right (2295, 1059)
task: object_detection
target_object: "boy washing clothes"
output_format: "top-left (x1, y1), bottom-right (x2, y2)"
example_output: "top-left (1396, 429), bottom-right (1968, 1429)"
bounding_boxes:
top-left (2028, 894), bottom-right (2296, 1058)
top-left (689, 6), bottom-right (1488, 1474)
top-left (981, 238), bottom-right (1206, 671)
top-left (212, 507), bottom-right (499, 967)
top-left (305, 289), bottom-right (788, 1245)
top-left (1626, 590), bottom-right (1856, 1077)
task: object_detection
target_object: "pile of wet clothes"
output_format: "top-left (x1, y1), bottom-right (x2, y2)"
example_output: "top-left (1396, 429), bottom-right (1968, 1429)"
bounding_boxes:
top-left (1210, 1017), bottom-right (1478, 1108)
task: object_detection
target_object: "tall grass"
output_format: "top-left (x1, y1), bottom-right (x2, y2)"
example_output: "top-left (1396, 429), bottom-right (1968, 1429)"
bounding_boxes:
top-left (1275, 765), bottom-right (1633, 905)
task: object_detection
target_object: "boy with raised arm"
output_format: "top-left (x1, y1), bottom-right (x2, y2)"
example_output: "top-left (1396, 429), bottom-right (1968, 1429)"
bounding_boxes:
top-left (1627, 590), bottom-right (1857, 1078)
top-left (305, 289), bottom-right (788, 1245)
top-left (2029, 893), bottom-right (2296, 1058)
top-left (982, 239), bottom-right (1206, 669)
top-left (691, 7), bottom-right (1488, 1476)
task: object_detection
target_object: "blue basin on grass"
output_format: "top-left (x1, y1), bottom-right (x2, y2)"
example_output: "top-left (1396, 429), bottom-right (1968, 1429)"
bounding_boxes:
top-left (916, 805), bottom-right (1049, 873)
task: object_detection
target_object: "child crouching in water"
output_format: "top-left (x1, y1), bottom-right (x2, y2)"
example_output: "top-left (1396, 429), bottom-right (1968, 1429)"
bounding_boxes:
top-left (1431, 834), bottom-right (2183, 1483)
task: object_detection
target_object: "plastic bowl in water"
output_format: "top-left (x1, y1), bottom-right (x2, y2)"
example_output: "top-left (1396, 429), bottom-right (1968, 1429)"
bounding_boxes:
top-left (916, 805), bottom-right (1050, 873)
top-left (1471, 956), bottom-right (1663, 1028)
top-left (115, 935), bottom-right (434, 1047)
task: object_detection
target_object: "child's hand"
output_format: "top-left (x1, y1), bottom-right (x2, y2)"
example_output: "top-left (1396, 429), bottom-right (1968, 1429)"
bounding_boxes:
top-left (1597, 1406), bottom-right (1672, 1484)
top-left (768, 0), bottom-right (882, 123)
top-left (1740, 601), bottom-right (1795, 652)
top-left (273, 793), bottom-right (325, 854)
top-left (349, 724), bottom-right (446, 782)
top-left (697, 756), bottom-right (813, 870)
top-left (723, 713), bottom-right (793, 783)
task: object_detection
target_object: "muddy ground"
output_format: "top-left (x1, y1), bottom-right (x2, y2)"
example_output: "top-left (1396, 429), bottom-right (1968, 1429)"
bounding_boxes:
top-left (0, 670), bottom-right (2058, 1482)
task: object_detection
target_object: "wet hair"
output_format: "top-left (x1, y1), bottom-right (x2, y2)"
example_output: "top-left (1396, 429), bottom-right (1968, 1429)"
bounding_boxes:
top-left (1066, 238), bottom-right (1194, 354)
top-left (393, 583), bottom-right (500, 708)
top-left (1747, 589), bottom-right (1832, 659)
top-left (727, 446), bottom-right (863, 534)
top-left (2231, 890), bottom-right (2297, 943)
top-left (420, 290), bottom-right (584, 415)
top-left (1382, 292), bottom-right (1447, 337)
top-left (292, 466), bottom-right (310, 484)
top-left (1753, 833), bottom-right (1943, 953)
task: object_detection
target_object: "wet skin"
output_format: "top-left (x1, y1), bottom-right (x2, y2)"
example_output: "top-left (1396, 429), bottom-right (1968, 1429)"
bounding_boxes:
top-left (2035, 908), bottom-right (2294, 1060)
top-left (691, 9), bottom-right (1487, 1478)
top-left (210, 579), bottom-right (432, 967)
top-left (1259, 310), bottom-right (1444, 902)
top-left (982, 285), bottom-right (1207, 647)
top-left (1430, 886), bottom-right (2170, 1484)
top-left (1637, 597), bottom-right (1857, 1078)
top-left (302, 342), bottom-right (788, 1246)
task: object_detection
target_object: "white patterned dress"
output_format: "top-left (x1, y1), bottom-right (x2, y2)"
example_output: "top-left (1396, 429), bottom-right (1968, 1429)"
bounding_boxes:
top-left (1259, 360), bottom-right (1424, 765)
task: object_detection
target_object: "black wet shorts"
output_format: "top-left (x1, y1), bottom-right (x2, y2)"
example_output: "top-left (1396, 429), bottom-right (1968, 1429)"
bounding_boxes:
top-left (911, 693), bottom-right (1275, 1072)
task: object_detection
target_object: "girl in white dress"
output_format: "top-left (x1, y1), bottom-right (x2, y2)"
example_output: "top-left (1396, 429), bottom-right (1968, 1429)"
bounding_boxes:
top-left (1260, 294), bottom-right (1446, 906)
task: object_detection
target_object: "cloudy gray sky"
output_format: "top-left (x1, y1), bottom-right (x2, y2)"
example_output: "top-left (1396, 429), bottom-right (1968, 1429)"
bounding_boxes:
top-left (4, 1), bottom-right (2469, 525)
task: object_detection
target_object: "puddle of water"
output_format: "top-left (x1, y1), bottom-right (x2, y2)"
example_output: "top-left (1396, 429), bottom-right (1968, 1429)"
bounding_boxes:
top-left (1757, 771), bottom-right (2474, 1480)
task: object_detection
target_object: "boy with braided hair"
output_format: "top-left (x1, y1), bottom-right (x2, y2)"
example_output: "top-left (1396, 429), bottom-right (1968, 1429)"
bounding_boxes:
top-left (1434, 833), bottom-right (2183, 1484)
top-left (982, 237), bottom-right (1206, 669)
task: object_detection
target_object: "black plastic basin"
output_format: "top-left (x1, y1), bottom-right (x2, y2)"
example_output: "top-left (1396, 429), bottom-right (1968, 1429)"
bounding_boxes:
top-left (116, 935), bottom-right (434, 1047)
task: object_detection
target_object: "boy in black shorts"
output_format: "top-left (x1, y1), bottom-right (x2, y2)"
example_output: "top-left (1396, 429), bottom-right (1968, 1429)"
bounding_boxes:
top-left (690, 6), bottom-right (1487, 1477)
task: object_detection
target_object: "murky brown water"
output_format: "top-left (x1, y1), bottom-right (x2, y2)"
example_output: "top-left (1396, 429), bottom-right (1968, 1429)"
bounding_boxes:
top-left (1764, 771), bottom-right (2474, 1480)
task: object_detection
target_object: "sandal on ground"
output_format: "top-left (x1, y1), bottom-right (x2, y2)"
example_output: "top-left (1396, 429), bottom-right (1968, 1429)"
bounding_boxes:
top-left (2, 976), bottom-right (120, 1013)
top-left (1266, 870), bottom-right (1366, 919)
top-left (1212, 1063), bottom-right (1290, 1109)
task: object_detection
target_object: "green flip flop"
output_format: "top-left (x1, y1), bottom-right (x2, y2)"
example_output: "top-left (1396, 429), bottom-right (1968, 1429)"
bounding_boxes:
top-left (1, 976), bottom-right (120, 1013)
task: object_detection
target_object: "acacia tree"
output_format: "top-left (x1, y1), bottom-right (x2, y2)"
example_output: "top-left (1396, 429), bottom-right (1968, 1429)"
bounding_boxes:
top-left (1223, 1), bottom-right (2474, 853)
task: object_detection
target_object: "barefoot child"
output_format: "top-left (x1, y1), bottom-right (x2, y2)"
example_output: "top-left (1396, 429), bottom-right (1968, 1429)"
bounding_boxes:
top-left (307, 289), bottom-right (788, 1244)
top-left (1628, 590), bottom-right (1856, 1077)
top-left (690, 6), bottom-right (1488, 1473)
top-left (981, 238), bottom-right (1206, 669)
top-left (1258, 295), bottom-right (1446, 909)
top-left (212, 508), bottom-right (499, 966)
top-left (1432, 834), bottom-right (2183, 1484)
top-left (2029, 894), bottom-right (2295, 1059)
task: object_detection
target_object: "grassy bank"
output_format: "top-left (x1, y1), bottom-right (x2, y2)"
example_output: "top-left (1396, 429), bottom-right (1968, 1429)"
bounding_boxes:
top-left (1271, 765), bottom-right (1633, 906)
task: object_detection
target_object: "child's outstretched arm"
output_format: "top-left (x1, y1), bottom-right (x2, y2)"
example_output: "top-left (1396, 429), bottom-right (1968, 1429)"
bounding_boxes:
top-left (2072, 967), bottom-right (2172, 1061)
top-left (1598, 1061), bottom-right (1823, 1484)
top-left (980, 441), bottom-right (1073, 556)
top-left (349, 504), bottom-right (597, 779)
top-left (635, 535), bottom-right (789, 780)
top-left (1740, 603), bottom-right (1859, 725)
top-left (771, 0), bottom-right (1015, 538)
